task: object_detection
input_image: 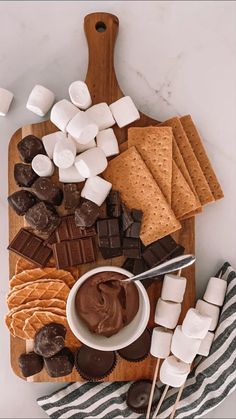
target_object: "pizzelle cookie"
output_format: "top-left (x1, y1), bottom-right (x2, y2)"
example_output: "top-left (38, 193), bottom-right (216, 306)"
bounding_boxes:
top-left (15, 257), bottom-right (79, 280)
top-left (10, 267), bottom-right (75, 289)
top-left (23, 311), bottom-right (67, 339)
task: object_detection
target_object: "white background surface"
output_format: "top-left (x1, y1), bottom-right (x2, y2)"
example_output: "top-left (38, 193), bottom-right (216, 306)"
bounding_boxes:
top-left (0, 1), bottom-right (236, 418)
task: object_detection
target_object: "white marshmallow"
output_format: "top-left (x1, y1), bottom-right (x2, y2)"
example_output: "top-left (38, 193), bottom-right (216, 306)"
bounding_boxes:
top-left (203, 277), bottom-right (227, 307)
top-left (59, 165), bottom-right (85, 183)
top-left (155, 298), bottom-right (181, 329)
top-left (160, 356), bottom-right (191, 387)
top-left (74, 148), bottom-right (107, 178)
top-left (81, 176), bottom-right (112, 206)
top-left (150, 327), bottom-right (173, 359)
top-left (161, 274), bottom-right (187, 303)
top-left (195, 299), bottom-right (220, 331)
top-left (68, 134), bottom-right (96, 154)
top-left (171, 326), bottom-right (202, 363)
top-left (50, 99), bottom-right (79, 132)
top-left (26, 84), bottom-right (55, 117)
top-left (0, 87), bottom-right (13, 116)
top-left (86, 103), bottom-right (115, 131)
top-left (69, 80), bottom-right (92, 109)
top-left (31, 154), bottom-right (54, 177)
top-left (109, 96), bottom-right (140, 128)
top-left (67, 111), bottom-right (98, 145)
top-left (182, 308), bottom-right (212, 339)
top-left (53, 137), bottom-right (76, 169)
top-left (96, 128), bottom-right (119, 157)
top-left (198, 332), bottom-right (215, 357)
top-left (42, 131), bottom-right (67, 159)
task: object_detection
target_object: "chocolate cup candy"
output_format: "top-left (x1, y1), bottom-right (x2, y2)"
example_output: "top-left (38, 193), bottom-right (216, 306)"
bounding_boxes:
top-left (44, 347), bottom-right (74, 378)
top-left (8, 190), bottom-right (37, 216)
top-left (14, 163), bottom-right (38, 187)
top-left (75, 345), bottom-right (116, 380)
top-left (17, 135), bottom-right (46, 163)
top-left (32, 177), bottom-right (63, 206)
top-left (118, 329), bottom-right (151, 362)
top-left (126, 380), bottom-right (161, 413)
top-left (34, 323), bottom-right (66, 358)
top-left (18, 352), bottom-right (44, 377)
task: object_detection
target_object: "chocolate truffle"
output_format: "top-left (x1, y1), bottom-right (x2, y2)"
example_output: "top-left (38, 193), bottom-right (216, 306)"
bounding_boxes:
top-left (32, 177), bottom-right (63, 206)
top-left (8, 190), bottom-right (37, 215)
top-left (18, 352), bottom-right (44, 377)
top-left (75, 199), bottom-right (100, 227)
top-left (75, 345), bottom-right (116, 380)
top-left (34, 323), bottom-right (66, 358)
top-left (63, 183), bottom-right (80, 210)
top-left (44, 347), bottom-right (74, 377)
top-left (126, 380), bottom-right (161, 413)
top-left (118, 329), bottom-right (151, 362)
top-left (17, 135), bottom-right (46, 163)
top-left (14, 163), bottom-right (38, 187)
top-left (25, 201), bottom-right (60, 233)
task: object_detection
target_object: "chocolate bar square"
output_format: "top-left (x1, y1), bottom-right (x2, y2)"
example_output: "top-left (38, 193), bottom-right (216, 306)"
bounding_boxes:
top-left (52, 238), bottom-right (96, 269)
top-left (97, 219), bottom-right (121, 248)
top-left (123, 238), bottom-right (141, 259)
top-left (106, 190), bottom-right (121, 217)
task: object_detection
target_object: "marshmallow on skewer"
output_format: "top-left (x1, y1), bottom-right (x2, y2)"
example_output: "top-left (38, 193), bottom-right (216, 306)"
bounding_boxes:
top-left (182, 308), bottom-right (212, 339)
top-left (171, 326), bottom-right (202, 363)
top-left (203, 277), bottom-right (227, 307)
top-left (26, 85), bottom-right (55, 117)
top-left (196, 299), bottom-right (220, 331)
top-left (86, 103), bottom-right (115, 131)
top-left (109, 96), bottom-right (140, 128)
top-left (0, 87), bottom-right (13, 116)
top-left (68, 134), bottom-right (96, 154)
top-left (160, 356), bottom-right (191, 388)
top-left (32, 154), bottom-right (54, 177)
top-left (66, 112), bottom-right (98, 145)
top-left (53, 137), bottom-right (76, 169)
top-left (96, 128), bottom-right (119, 157)
top-left (42, 131), bottom-right (67, 159)
top-left (81, 176), bottom-right (112, 206)
top-left (69, 81), bottom-right (92, 109)
top-left (50, 99), bottom-right (79, 132)
top-left (150, 327), bottom-right (173, 359)
top-left (155, 298), bottom-right (181, 329)
top-left (75, 148), bottom-right (107, 178)
top-left (59, 165), bottom-right (85, 183)
top-left (198, 331), bottom-right (214, 357)
top-left (161, 274), bottom-right (187, 303)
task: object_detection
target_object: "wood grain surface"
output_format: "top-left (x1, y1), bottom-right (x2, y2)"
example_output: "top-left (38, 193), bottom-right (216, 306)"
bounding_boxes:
top-left (8, 12), bottom-right (195, 382)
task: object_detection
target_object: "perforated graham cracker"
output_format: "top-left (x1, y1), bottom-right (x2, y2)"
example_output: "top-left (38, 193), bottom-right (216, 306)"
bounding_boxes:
top-left (23, 311), bottom-right (67, 339)
top-left (15, 257), bottom-right (79, 280)
top-left (161, 117), bottom-right (214, 205)
top-left (128, 126), bottom-right (172, 204)
top-left (180, 115), bottom-right (224, 200)
top-left (103, 146), bottom-right (181, 245)
top-left (10, 267), bottom-right (75, 289)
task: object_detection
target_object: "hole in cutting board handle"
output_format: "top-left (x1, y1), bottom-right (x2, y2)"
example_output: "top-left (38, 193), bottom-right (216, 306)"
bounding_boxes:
top-left (95, 21), bottom-right (107, 32)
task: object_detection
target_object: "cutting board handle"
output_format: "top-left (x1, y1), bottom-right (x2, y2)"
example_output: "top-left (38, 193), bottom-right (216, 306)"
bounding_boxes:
top-left (84, 12), bottom-right (123, 104)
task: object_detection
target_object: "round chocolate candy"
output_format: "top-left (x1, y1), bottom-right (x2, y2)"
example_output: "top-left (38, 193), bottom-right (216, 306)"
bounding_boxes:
top-left (126, 380), bottom-right (161, 413)
top-left (8, 190), bottom-right (37, 216)
top-left (75, 345), bottom-right (116, 380)
top-left (14, 163), bottom-right (38, 187)
top-left (34, 323), bottom-right (66, 358)
top-left (44, 347), bottom-right (74, 378)
top-left (18, 352), bottom-right (44, 377)
top-left (32, 177), bottom-right (63, 206)
top-left (118, 328), bottom-right (151, 362)
top-left (17, 135), bottom-right (46, 163)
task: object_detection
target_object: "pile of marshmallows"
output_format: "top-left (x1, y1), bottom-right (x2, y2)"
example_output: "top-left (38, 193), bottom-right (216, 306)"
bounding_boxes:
top-left (150, 274), bottom-right (227, 388)
top-left (1, 82), bottom-right (140, 207)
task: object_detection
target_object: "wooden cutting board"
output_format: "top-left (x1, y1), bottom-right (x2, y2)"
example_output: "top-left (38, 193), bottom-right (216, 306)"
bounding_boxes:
top-left (8, 12), bottom-right (195, 382)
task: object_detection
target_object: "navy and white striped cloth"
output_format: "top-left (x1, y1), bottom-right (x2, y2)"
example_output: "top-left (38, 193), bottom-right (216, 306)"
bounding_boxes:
top-left (38, 262), bottom-right (236, 418)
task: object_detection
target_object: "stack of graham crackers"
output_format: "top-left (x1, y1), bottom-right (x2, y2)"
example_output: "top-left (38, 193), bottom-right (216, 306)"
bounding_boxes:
top-left (104, 115), bottom-right (223, 246)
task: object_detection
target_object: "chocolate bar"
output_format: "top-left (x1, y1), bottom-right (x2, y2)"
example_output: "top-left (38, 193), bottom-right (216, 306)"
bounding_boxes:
top-left (125, 222), bottom-right (141, 239)
top-left (122, 258), bottom-right (147, 275)
top-left (121, 203), bottom-right (133, 231)
top-left (52, 237), bottom-right (96, 269)
top-left (123, 238), bottom-right (141, 259)
top-left (55, 215), bottom-right (96, 242)
top-left (8, 228), bottom-right (52, 267)
top-left (106, 190), bottom-right (121, 217)
top-left (143, 235), bottom-right (185, 268)
top-left (99, 247), bottom-right (123, 259)
top-left (63, 183), bottom-right (80, 210)
top-left (97, 219), bottom-right (121, 248)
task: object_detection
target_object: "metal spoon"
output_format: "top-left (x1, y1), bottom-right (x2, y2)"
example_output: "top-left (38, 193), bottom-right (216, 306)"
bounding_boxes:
top-left (123, 254), bottom-right (195, 283)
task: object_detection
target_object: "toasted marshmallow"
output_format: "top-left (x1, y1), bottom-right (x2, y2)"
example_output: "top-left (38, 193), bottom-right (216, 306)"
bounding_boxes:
top-left (26, 84), bottom-right (55, 116)
top-left (96, 128), bottom-right (119, 157)
top-left (74, 148), bottom-right (107, 178)
top-left (109, 96), bottom-right (140, 128)
top-left (0, 87), bottom-right (13, 116)
top-left (69, 80), bottom-right (92, 109)
top-left (50, 99), bottom-right (79, 132)
top-left (81, 176), bottom-right (112, 206)
top-left (32, 154), bottom-right (54, 177)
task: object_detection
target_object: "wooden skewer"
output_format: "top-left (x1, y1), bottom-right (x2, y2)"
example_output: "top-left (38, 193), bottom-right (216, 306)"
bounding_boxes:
top-left (146, 358), bottom-right (160, 419)
top-left (170, 382), bottom-right (185, 419)
top-left (153, 384), bottom-right (169, 418)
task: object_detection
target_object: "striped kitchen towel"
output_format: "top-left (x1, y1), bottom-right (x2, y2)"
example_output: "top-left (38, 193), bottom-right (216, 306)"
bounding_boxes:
top-left (37, 262), bottom-right (236, 419)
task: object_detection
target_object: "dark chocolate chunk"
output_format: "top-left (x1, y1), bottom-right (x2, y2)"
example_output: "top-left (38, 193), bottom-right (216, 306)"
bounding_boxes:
top-left (122, 258), bottom-right (135, 272)
top-left (44, 347), bottom-right (74, 378)
top-left (18, 352), bottom-right (44, 377)
top-left (123, 238), bottom-right (141, 259)
top-left (63, 183), bottom-right (80, 210)
top-left (34, 323), bottom-right (66, 358)
top-left (75, 199), bottom-right (100, 227)
top-left (97, 218), bottom-right (121, 248)
top-left (32, 177), bottom-right (63, 206)
top-left (98, 201), bottom-right (108, 219)
top-left (127, 380), bottom-right (161, 413)
top-left (106, 190), bottom-right (121, 217)
top-left (118, 329), bottom-right (151, 362)
top-left (171, 244), bottom-right (185, 258)
top-left (100, 247), bottom-right (123, 259)
top-left (25, 202), bottom-right (60, 234)
top-left (17, 135), bottom-right (46, 163)
top-left (8, 190), bottom-right (37, 216)
top-left (143, 236), bottom-right (184, 268)
top-left (121, 203), bottom-right (133, 231)
top-left (52, 237), bottom-right (96, 269)
top-left (14, 163), bottom-right (38, 187)
top-left (8, 228), bottom-right (52, 267)
top-left (133, 258), bottom-right (147, 275)
top-left (75, 345), bottom-right (116, 380)
top-left (125, 222), bottom-right (141, 239)
top-left (131, 209), bottom-right (143, 222)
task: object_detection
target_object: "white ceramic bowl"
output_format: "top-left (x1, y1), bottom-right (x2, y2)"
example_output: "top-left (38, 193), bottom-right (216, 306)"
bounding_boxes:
top-left (66, 266), bottom-right (150, 351)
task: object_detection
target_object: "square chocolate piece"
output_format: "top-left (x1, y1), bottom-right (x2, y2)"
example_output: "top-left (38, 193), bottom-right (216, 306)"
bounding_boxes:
top-left (97, 219), bottom-right (121, 248)
top-left (123, 238), bottom-right (141, 259)
top-left (125, 222), bottom-right (141, 239)
top-left (100, 247), bottom-right (123, 260)
top-left (106, 190), bottom-right (121, 217)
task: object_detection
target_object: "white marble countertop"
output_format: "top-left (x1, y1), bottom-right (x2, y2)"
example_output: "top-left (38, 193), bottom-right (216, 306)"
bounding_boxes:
top-left (0, 1), bottom-right (236, 418)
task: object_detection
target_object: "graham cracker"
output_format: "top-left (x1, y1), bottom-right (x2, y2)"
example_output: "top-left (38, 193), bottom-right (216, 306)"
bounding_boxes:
top-left (128, 126), bottom-right (172, 204)
top-left (10, 267), bottom-right (75, 289)
top-left (15, 257), bottom-right (79, 280)
top-left (180, 115), bottom-right (224, 200)
top-left (23, 311), bottom-right (67, 339)
top-left (161, 117), bottom-right (214, 205)
top-left (103, 146), bottom-right (181, 245)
